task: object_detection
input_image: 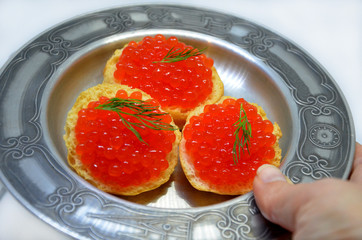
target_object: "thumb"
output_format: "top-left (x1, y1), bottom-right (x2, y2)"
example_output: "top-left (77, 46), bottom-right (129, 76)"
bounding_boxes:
top-left (350, 142), bottom-right (362, 183)
top-left (253, 164), bottom-right (305, 231)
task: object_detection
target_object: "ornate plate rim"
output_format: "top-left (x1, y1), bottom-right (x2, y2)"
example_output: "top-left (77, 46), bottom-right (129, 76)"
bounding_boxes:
top-left (0, 4), bottom-right (355, 240)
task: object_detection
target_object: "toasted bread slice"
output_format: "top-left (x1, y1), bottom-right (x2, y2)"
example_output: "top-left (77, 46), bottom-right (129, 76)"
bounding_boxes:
top-left (64, 83), bottom-right (181, 195)
top-left (103, 37), bottom-right (224, 129)
top-left (179, 96), bottom-right (282, 195)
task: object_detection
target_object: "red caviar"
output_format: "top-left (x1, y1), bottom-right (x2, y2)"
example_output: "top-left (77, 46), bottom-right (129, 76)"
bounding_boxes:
top-left (114, 34), bottom-right (214, 110)
top-left (183, 98), bottom-right (277, 191)
top-left (74, 90), bottom-right (176, 189)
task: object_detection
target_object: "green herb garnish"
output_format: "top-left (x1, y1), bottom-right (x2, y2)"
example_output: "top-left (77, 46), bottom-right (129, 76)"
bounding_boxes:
top-left (95, 98), bottom-right (176, 144)
top-left (153, 47), bottom-right (206, 63)
top-left (232, 104), bottom-right (252, 165)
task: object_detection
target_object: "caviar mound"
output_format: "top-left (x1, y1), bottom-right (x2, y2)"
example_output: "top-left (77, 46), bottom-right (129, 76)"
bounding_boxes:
top-left (64, 83), bottom-right (181, 196)
top-left (103, 34), bottom-right (224, 129)
top-left (179, 96), bottom-right (282, 195)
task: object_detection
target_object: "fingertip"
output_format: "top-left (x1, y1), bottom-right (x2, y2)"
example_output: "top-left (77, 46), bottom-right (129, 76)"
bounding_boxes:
top-left (253, 165), bottom-right (286, 220)
top-left (256, 164), bottom-right (286, 183)
top-left (253, 164), bottom-right (296, 230)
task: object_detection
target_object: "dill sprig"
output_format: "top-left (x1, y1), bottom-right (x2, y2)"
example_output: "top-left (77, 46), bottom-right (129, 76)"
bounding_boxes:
top-left (232, 104), bottom-right (252, 165)
top-left (95, 98), bottom-right (177, 144)
top-left (153, 46), bottom-right (206, 63)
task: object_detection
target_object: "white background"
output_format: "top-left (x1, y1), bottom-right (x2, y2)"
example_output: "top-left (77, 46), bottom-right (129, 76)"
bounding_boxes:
top-left (0, 0), bottom-right (361, 239)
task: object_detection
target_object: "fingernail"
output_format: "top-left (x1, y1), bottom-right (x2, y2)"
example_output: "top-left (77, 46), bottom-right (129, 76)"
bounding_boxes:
top-left (257, 164), bottom-right (286, 183)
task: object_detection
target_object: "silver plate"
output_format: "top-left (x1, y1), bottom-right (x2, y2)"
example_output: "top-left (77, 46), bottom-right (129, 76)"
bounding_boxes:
top-left (0, 4), bottom-right (355, 240)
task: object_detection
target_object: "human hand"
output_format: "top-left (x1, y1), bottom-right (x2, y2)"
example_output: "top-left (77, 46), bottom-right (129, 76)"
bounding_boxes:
top-left (253, 142), bottom-right (362, 240)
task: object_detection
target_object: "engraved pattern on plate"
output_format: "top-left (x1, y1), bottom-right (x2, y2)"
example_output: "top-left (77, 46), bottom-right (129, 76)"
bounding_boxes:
top-left (0, 5), bottom-right (354, 240)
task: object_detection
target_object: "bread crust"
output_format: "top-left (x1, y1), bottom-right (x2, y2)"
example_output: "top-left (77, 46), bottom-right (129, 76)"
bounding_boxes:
top-left (179, 96), bottom-right (282, 195)
top-left (64, 83), bottom-right (181, 196)
top-left (103, 44), bottom-right (224, 129)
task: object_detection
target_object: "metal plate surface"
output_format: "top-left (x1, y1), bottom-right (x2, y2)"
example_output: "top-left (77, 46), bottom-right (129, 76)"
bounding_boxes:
top-left (0, 4), bottom-right (355, 240)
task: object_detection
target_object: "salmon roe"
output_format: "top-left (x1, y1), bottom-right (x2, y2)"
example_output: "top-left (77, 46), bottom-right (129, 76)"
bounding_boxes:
top-left (183, 98), bottom-right (277, 191)
top-left (114, 34), bottom-right (214, 110)
top-left (74, 90), bottom-right (176, 189)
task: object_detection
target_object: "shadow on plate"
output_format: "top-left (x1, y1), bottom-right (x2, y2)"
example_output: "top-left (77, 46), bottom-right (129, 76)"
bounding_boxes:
top-left (120, 162), bottom-right (236, 208)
